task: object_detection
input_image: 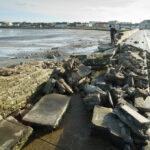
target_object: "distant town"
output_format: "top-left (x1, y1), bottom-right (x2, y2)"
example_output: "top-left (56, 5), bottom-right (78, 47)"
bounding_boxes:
top-left (0, 20), bottom-right (150, 30)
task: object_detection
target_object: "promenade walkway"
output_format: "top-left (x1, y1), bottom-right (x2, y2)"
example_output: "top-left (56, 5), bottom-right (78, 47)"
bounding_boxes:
top-left (125, 30), bottom-right (150, 51)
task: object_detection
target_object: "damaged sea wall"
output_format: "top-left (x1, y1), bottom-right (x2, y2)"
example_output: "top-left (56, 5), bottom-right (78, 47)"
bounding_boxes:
top-left (117, 29), bottom-right (139, 44)
top-left (0, 64), bottom-right (53, 117)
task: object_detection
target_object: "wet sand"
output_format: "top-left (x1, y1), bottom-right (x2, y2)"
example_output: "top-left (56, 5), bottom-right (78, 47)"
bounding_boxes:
top-left (0, 29), bottom-right (110, 68)
top-left (23, 94), bottom-right (118, 150)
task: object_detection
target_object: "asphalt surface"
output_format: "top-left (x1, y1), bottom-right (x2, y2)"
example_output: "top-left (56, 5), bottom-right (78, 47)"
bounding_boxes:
top-left (125, 30), bottom-right (150, 51)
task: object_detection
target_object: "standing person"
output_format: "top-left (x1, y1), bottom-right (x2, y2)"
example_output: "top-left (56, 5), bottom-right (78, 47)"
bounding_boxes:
top-left (109, 25), bottom-right (117, 46)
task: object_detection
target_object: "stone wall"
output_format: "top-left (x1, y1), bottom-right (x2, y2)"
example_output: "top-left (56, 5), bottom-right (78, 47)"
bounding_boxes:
top-left (117, 29), bottom-right (139, 44)
top-left (0, 64), bottom-right (53, 116)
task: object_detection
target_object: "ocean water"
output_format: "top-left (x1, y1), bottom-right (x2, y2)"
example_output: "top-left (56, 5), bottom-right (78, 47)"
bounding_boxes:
top-left (0, 29), bottom-right (110, 57)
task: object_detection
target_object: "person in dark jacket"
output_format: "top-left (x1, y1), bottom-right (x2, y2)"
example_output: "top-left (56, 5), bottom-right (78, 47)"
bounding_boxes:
top-left (109, 25), bottom-right (117, 46)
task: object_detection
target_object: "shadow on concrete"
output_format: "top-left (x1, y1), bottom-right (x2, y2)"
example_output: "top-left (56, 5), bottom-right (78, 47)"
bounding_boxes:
top-left (22, 94), bottom-right (118, 150)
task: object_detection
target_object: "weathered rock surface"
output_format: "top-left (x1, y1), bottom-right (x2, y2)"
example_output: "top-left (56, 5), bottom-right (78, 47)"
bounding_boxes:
top-left (135, 96), bottom-right (150, 112)
top-left (83, 84), bottom-right (103, 94)
top-left (66, 64), bottom-right (91, 86)
top-left (23, 94), bottom-right (70, 128)
top-left (43, 78), bottom-right (56, 94)
top-left (0, 63), bottom-right (53, 116)
top-left (134, 97), bottom-right (145, 109)
top-left (83, 93), bottom-right (101, 110)
top-left (114, 104), bottom-right (150, 139)
top-left (92, 106), bottom-right (132, 149)
top-left (0, 116), bottom-right (33, 150)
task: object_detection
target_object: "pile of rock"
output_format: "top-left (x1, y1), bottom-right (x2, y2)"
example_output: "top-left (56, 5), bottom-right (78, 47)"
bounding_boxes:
top-left (81, 45), bottom-right (150, 149)
top-left (1, 44), bottom-right (150, 150)
top-left (43, 58), bottom-right (92, 95)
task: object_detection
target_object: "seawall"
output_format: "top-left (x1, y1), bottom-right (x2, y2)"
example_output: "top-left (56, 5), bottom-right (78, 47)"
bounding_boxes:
top-left (117, 29), bottom-right (139, 44)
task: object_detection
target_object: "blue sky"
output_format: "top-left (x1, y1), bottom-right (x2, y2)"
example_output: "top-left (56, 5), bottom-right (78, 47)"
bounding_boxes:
top-left (0, 0), bottom-right (150, 23)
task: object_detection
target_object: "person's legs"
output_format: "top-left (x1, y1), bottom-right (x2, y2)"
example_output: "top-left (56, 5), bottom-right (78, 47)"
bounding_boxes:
top-left (111, 34), bottom-right (115, 46)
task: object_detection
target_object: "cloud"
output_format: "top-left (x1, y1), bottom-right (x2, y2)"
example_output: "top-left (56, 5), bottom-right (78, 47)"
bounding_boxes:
top-left (0, 0), bottom-right (149, 22)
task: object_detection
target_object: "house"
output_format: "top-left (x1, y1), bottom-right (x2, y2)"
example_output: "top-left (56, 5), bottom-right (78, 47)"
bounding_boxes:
top-left (55, 22), bottom-right (67, 28)
top-left (140, 20), bottom-right (150, 29)
top-left (13, 22), bottom-right (21, 28)
top-left (88, 21), bottom-right (109, 28)
top-left (117, 22), bottom-right (132, 30)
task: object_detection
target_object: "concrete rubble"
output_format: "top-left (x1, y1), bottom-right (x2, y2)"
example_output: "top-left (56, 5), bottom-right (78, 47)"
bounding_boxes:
top-left (89, 45), bottom-right (150, 150)
top-left (1, 43), bottom-right (150, 149)
top-left (0, 116), bottom-right (33, 150)
top-left (92, 106), bottom-right (132, 149)
top-left (23, 94), bottom-right (70, 128)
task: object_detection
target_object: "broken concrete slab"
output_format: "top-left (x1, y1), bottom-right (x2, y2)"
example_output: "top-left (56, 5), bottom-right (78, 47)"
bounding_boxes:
top-left (84, 57), bottom-right (110, 67)
top-left (83, 84), bottom-right (103, 94)
top-left (117, 97), bottom-right (138, 112)
top-left (114, 104), bottom-right (150, 139)
top-left (95, 81), bottom-right (110, 91)
top-left (110, 87), bottom-right (125, 100)
top-left (83, 93), bottom-right (101, 110)
top-left (134, 97), bottom-right (145, 109)
top-left (106, 71), bottom-right (126, 86)
top-left (91, 106), bottom-right (132, 149)
top-left (66, 64), bottom-right (91, 86)
top-left (118, 105), bottom-right (150, 128)
top-left (23, 94), bottom-right (70, 128)
top-left (136, 96), bottom-right (150, 112)
top-left (43, 78), bottom-right (56, 94)
top-left (129, 51), bottom-right (143, 61)
top-left (0, 116), bottom-right (33, 150)
top-left (134, 88), bottom-right (149, 99)
top-left (59, 78), bottom-right (73, 94)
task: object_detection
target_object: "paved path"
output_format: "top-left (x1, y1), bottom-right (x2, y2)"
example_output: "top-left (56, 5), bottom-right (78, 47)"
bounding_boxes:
top-left (125, 30), bottom-right (150, 51)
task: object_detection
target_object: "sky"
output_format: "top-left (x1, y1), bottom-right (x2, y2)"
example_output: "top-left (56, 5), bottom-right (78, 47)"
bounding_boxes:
top-left (0, 0), bottom-right (150, 23)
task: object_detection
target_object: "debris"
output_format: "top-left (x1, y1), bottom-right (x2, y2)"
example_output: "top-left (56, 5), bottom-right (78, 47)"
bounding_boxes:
top-left (66, 64), bottom-right (91, 86)
top-left (92, 106), bottom-right (132, 149)
top-left (43, 78), bottom-right (56, 94)
top-left (122, 84), bottom-right (129, 91)
top-left (134, 97), bottom-right (145, 109)
top-left (0, 116), bottom-right (33, 150)
top-left (23, 94), bottom-right (70, 128)
top-left (114, 104), bottom-right (150, 139)
top-left (83, 84), bottom-right (104, 94)
top-left (83, 93), bottom-right (101, 110)
top-left (107, 91), bottom-right (114, 108)
top-left (117, 97), bottom-right (138, 111)
top-left (135, 96), bottom-right (150, 112)
top-left (56, 80), bottom-right (66, 94)
top-left (59, 78), bottom-right (74, 94)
